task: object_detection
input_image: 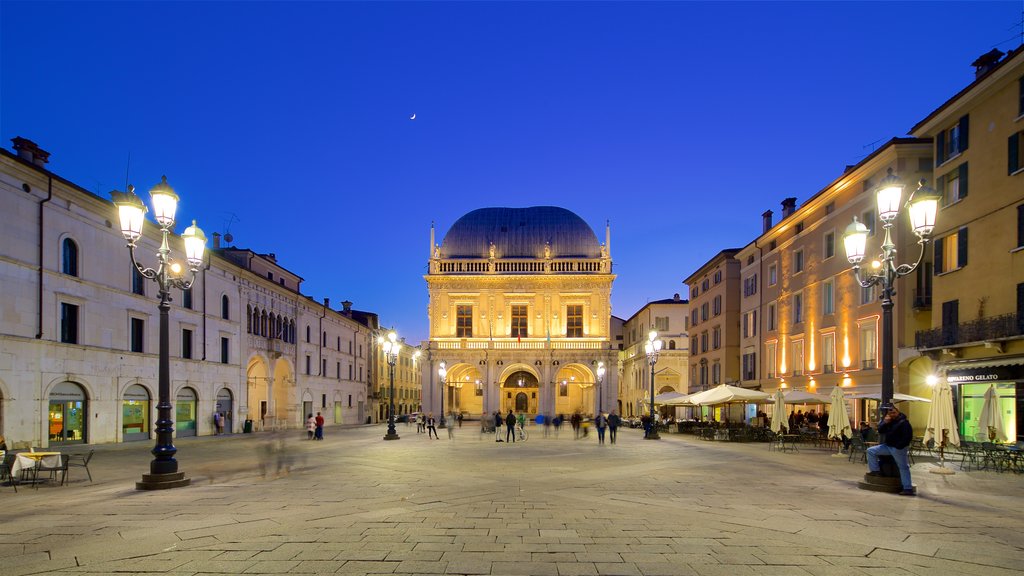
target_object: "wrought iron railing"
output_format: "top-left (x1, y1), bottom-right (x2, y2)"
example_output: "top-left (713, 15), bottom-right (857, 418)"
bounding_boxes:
top-left (915, 313), bottom-right (1024, 349)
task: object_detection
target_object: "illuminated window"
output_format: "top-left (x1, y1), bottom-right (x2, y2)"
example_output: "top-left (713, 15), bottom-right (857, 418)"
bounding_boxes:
top-left (768, 264), bottom-right (777, 286)
top-left (859, 322), bottom-right (877, 369)
top-left (793, 292), bottom-right (803, 324)
top-left (766, 342), bottom-right (777, 379)
top-left (934, 227), bottom-right (968, 274)
top-left (822, 279), bottom-right (834, 315)
top-left (822, 332), bottom-right (835, 374)
top-left (792, 340), bottom-right (804, 376)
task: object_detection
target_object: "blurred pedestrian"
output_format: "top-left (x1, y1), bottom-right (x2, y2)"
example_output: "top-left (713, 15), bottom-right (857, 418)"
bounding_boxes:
top-left (494, 411), bottom-right (504, 442)
top-left (305, 413), bottom-right (315, 440)
top-left (314, 411), bottom-right (325, 440)
top-left (608, 410), bottom-right (620, 444)
top-left (426, 413), bottom-right (439, 439)
top-left (505, 410), bottom-right (517, 443)
top-left (595, 412), bottom-right (607, 445)
top-left (447, 412), bottom-right (456, 440)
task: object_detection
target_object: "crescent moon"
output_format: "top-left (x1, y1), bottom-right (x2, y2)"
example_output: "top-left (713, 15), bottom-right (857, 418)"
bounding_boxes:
top-left (410, 113), bottom-right (416, 120)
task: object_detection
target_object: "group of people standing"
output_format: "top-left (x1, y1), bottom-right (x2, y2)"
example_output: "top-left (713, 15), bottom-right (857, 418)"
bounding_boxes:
top-left (304, 412), bottom-right (325, 440)
top-left (787, 409), bottom-right (830, 432)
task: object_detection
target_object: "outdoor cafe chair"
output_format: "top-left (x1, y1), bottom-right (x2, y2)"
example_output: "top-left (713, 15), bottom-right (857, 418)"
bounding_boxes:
top-left (66, 449), bottom-right (94, 482)
top-left (848, 436), bottom-right (867, 463)
top-left (1, 452), bottom-right (17, 492)
top-left (34, 454), bottom-right (67, 488)
top-left (958, 442), bottom-right (984, 471)
top-left (980, 442), bottom-right (1011, 472)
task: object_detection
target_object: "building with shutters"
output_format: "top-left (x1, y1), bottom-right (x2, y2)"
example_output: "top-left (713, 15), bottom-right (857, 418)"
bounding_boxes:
top-left (907, 46), bottom-right (1024, 442)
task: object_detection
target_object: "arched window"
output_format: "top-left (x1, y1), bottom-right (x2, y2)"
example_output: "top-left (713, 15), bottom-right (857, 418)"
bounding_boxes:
top-left (221, 295), bottom-right (230, 320)
top-left (669, 340), bottom-right (676, 350)
top-left (276, 315), bottom-right (283, 339)
top-left (289, 320), bottom-right (296, 343)
top-left (62, 238), bottom-right (79, 277)
top-left (246, 305), bottom-right (252, 333)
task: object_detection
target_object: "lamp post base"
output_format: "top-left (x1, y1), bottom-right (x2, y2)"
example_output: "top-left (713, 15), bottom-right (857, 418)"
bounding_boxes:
top-left (384, 432), bottom-right (401, 441)
top-left (136, 471), bottom-right (190, 490)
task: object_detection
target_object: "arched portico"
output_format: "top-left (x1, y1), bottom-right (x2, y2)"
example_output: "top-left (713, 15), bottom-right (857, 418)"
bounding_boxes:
top-left (246, 355), bottom-right (270, 430)
top-left (440, 363), bottom-right (484, 417)
top-left (554, 364), bottom-right (596, 417)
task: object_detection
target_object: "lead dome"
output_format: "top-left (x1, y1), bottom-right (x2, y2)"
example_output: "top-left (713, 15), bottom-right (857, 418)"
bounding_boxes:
top-left (439, 206), bottom-right (602, 259)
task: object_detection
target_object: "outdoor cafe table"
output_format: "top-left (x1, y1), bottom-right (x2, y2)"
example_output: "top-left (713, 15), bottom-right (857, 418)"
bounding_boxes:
top-left (11, 452), bottom-right (61, 478)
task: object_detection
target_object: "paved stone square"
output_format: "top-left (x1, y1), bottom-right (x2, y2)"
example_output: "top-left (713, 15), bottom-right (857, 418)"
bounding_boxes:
top-left (2, 424), bottom-right (1022, 575)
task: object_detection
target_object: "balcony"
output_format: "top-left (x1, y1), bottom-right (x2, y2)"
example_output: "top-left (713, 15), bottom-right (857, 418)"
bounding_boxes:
top-left (248, 335), bottom-right (294, 356)
top-left (431, 257), bottom-right (608, 275)
top-left (432, 337), bottom-right (607, 351)
top-left (915, 313), bottom-right (1024, 350)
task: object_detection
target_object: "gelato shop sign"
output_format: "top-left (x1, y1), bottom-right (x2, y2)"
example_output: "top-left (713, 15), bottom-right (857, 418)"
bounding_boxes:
top-left (946, 364), bottom-right (1023, 384)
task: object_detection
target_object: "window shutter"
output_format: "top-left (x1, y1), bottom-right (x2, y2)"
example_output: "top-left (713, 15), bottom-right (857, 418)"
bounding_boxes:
top-left (957, 227), bottom-right (968, 267)
top-left (1017, 204), bottom-right (1024, 248)
top-left (958, 115), bottom-right (969, 152)
top-left (1010, 133), bottom-right (1020, 175)
top-left (936, 132), bottom-right (945, 165)
top-left (959, 162), bottom-right (968, 198)
top-left (934, 239), bottom-right (944, 275)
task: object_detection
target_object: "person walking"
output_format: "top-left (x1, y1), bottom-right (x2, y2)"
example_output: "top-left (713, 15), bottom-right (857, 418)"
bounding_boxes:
top-left (314, 412), bottom-right (325, 440)
top-left (595, 412), bottom-right (607, 445)
top-left (866, 404), bottom-right (916, 496)
top-left (447, 412), bottom-right (456, 440)
top-left (213, 411), bottom-right (223, 435)
top-left (608, 410), bottom-right (620, 444)
top-left (426, 413), bottom-right (439, 439)
top-left (457, 412), bottom-right (464, 428)
top-left (305, 413), bottom-right (315, 440)
top-left (494, 411), bottom-right (504, 442)
top-left (505, 410), bottom-right (517, 443)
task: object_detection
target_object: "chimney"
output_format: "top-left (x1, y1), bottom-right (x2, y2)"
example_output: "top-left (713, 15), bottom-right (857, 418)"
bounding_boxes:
top-left (762, 210), bottom-right (773, 233)
top-left (323, 297), bottom-right (330, 309)
top-left (781, 198), bottom-right (797, 219)
top-left (212, 232), bottom-right (221, 249)
top-left (972, 49), bottom-right (1004, 78)
top-left (673, 293), bottom-right (680, 302)
top-left (265, 253), bottom-right (276, 262)
top-left (11, 137), bottom-right (50, 167)
top-left (342, 300), bottom-right (353, 316)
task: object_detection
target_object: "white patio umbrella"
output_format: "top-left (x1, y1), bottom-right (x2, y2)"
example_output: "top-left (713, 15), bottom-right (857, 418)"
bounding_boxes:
top-left (923, 378), bottom-right (960, 474)
top-left (978, 384), bottom-right (1008, 442)
top-left (770, 389), bottom-right (786, 434)
top-left (827, 386), bottom-right (852, 456)
top-left (688, 383), bottom-right (771, 406)
top-left (768, 390), bottom-right (831, 404)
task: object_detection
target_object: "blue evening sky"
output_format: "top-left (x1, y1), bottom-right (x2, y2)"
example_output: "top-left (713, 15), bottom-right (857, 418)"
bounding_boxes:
top-left (2, 1), bottom-right (1021, 342)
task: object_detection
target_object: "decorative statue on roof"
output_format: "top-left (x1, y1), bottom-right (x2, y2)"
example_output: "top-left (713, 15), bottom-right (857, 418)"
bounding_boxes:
top-left (544, 242), bottom-right (551, 259)
top-left (489, 241), bottom-right (496, 259)
top-left (434, 245), bottom-right (440, 259)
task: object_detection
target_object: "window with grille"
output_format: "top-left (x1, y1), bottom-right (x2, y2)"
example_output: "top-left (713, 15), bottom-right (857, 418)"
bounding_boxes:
top-left (511, 305), bottom-right (528, 338)
top-left (457, 305), bottom-right (473, 337)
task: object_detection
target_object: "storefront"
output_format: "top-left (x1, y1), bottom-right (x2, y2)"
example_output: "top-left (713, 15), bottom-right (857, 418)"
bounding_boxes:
top-left (945, 362), bottom-right (1022, 443)
top-left (175, 387), bottom-right (198, 437)
top-left (215, 388), bottom-right (233, 433)
top-left (49, 382), bottom-right (87, 444)
top-left (122, 384), bottom-right (151, 441)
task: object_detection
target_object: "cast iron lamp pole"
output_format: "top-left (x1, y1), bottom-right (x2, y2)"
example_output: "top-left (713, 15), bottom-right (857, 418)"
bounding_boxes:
top-left (843, 169), bottom-right (940, 415)
top-left (380, 331), bottom-right (402, 440)
top-left (437, 361), bottom-right (447, 428)
top-left (113, 177), bottom-right (207, 490)
top-left (644, 330), bottom-right (663, 440)
top-left (596, 361), bottom-right (606, 414)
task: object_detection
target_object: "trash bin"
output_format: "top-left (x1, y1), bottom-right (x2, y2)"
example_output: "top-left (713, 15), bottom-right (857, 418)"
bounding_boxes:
top-left (243, 419), bottom-right (253, 433)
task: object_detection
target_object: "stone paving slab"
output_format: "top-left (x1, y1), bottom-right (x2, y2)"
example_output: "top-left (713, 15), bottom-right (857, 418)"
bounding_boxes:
top-left (1, 425), bottom-right (1022, 575)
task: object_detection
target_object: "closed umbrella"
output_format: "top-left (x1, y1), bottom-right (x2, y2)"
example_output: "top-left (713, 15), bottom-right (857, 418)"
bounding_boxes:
top-left (923, 378), bottom-right (960, 474)
top-left (827, 386), bottom-right (851, 456)
top-left (978, 384), bottom-right (1008, 442)
top-left (770, 390), bottom-right (786, 434)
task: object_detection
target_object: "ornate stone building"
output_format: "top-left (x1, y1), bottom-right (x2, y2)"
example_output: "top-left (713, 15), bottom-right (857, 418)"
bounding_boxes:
top-left (420, 207), bottom-right (618, 419)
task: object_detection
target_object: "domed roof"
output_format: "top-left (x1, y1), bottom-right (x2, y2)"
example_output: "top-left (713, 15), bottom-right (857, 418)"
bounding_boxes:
top-left (440, 207), bottom-right (602, 259)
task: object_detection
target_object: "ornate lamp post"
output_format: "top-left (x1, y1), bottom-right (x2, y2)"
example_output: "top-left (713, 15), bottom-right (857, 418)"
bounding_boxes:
top-left (596, 361), bottom-right (606, 413)
top-left (843, 169), bottom-right (940, 413)
top-left (113, 177), bottom-right (206, 490)
top-left (437, 361), bottom-right (447, 428)
top-left (644, 330), bottom-right (663, 440)
top-left (379, 331), bottom-right (402, 440)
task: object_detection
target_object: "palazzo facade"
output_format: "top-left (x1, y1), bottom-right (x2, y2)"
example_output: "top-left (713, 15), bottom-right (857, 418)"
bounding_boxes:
top-left (420, 207), bottom-right (618, 420)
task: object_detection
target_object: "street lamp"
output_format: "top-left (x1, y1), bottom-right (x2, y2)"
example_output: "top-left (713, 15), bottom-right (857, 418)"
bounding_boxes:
top-left (844, 169), bottom-right (940, 413)
top-left (644, 330), bottom-right (663, 440)
top-left (596, 361), bottom-right (606, 414)
top-left (379, 330), bottom-right (402, 440)
top-left (437, 361), bottom-right (447, 428)
top-left (113, 177), bottom-right (206, 490)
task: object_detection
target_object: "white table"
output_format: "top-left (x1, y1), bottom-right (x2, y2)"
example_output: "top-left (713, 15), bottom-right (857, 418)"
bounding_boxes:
top-left (11, 452), bottom-right (61, 478)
